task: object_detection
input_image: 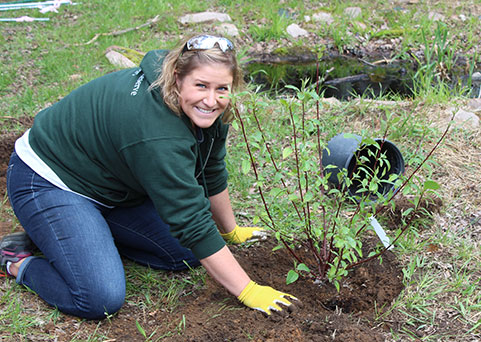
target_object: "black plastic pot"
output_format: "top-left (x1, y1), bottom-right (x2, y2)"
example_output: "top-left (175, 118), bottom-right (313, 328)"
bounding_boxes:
top-left (322, 133), bottom-right (405, 198)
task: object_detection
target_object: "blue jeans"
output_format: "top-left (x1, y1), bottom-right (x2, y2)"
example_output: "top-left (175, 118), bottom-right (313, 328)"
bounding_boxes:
top-left (6, 152), bottom-right (199, 319)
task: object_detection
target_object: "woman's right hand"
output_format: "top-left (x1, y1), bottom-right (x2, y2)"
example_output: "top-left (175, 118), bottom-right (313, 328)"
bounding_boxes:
top-left (199, 246), bottom-right (300, 317)
top-left (237, 280), bottom-right (299, 316)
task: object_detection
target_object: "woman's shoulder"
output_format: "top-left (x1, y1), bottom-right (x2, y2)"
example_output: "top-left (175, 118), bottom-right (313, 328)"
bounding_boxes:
top-left (139, 50), bottom-right (170, 83)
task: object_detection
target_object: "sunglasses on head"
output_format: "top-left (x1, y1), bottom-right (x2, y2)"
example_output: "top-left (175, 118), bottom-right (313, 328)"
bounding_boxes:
top-left (182, 35), bottom-right (234, 53)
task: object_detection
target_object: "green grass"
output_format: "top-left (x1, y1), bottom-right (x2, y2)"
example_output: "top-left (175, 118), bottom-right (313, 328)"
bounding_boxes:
top-left (0, 258), bottom-right (205, 341)
top-left (380, 226), bottom-right (481, 341)
top-left (0, 284), bottom-right (37, 338)
top-left (124, 260), bottom-right (207, 313)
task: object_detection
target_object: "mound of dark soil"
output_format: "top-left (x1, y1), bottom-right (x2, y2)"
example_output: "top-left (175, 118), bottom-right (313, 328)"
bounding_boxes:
top-left (167, 240), bottom-right (403, 342)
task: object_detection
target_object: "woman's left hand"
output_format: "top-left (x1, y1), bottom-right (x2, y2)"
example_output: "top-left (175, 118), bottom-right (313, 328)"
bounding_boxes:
top-left (220, 225), bottom-right (268, 244)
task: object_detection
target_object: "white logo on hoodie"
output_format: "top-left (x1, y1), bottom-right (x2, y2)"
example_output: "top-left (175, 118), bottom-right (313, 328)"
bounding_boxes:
top-left (130, 74), bottom-right (144, 96)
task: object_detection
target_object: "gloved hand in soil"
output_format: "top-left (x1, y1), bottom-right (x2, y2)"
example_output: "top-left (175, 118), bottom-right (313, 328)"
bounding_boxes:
top-left (220, 225), bottom-right (267, 244)
top-left (237, 280), bottom-right (299, 316)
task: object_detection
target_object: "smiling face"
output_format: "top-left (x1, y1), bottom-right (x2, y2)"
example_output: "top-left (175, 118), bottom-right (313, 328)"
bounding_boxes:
top-left (176, 63), bottom-right (233, 128)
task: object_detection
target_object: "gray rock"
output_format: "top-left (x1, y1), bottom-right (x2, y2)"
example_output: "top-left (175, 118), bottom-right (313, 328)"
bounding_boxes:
top-left (472, 72), bottom-right (481, 82)
top-left (454, 109), bottom-right (480, 129)
top-left (344, 7), bottom-right (362, 19)
top-left (467, 99), bottom-right (481, 112)
top-left (428, 12), bottom-right (445, 21)
top-left (179, 12), bottom-right (231, 24)
top-left (216, 23), bottom-right (239, 37)
top-left (312, 12), bottom-right (334, 25)
top-left (105, 51), bottom-right (136, 68)
top-left (322, 97), bottom-right (341, 106)
top-left (286, 23), bottom-right (308, 38)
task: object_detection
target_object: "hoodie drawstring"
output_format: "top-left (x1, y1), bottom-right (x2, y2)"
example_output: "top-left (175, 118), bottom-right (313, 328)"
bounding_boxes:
top-left (195, 126), bottom-right (213, 198)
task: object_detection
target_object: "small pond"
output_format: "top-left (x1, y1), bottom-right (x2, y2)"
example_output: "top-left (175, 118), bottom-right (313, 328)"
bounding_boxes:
top-left (244, 53), bottom-right (480, 100)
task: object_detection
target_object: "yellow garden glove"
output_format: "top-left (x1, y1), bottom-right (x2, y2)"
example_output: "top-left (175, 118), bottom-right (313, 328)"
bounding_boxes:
top-left (220, 225), bottom-right (267, 244)
top-left (237, 280), bottom-right (298, 316)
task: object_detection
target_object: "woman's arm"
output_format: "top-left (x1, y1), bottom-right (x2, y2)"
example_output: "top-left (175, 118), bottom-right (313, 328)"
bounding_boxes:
top-left (209, 187), bottom-right (236, 234)
top-left (200, 245), bottom-right (250, 296)
top-left (209, 187), bottom-right (267, 243)
top-left (207, 190), bottom-right (299, 315)
top-left (200, 245), bottom-right (299, 315)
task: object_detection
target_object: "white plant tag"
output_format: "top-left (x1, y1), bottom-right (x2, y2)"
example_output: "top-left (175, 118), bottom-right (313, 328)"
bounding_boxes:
top-left (369, 216), bottom-right (393, 250)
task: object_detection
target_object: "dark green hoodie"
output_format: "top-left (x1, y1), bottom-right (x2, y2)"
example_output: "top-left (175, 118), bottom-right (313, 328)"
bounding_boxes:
top-left (29, 50), bottom-right (228, 259)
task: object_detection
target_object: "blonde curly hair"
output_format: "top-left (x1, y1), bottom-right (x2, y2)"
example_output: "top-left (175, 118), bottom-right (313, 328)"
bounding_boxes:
top-left (150, 35), bottom-right (243, 124)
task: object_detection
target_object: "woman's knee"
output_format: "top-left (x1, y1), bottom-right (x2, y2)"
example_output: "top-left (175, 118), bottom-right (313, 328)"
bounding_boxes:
top-left (78, 283), bottom-right (126, 320)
